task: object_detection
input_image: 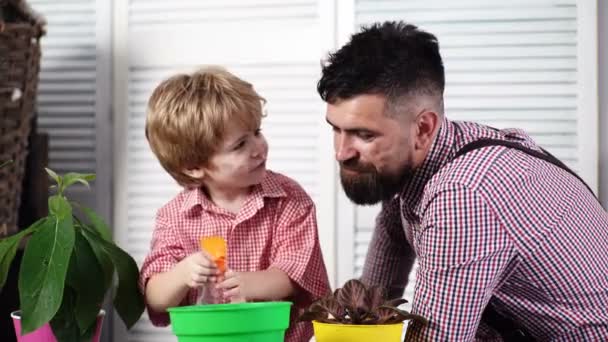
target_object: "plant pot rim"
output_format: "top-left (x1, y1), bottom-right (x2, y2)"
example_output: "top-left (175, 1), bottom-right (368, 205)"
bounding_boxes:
top-left (312, 320), bottom-right (403, 328)
top-left (10, 309), bottom-right (106, 320)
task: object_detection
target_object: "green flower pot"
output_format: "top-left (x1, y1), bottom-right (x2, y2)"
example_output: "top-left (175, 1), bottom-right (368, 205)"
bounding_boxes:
top-left (168, 301), bottom-right (292, 342)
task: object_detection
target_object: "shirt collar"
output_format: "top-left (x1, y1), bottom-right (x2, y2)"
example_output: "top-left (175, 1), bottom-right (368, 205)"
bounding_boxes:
top-left (179, 171), bottom-right (287, 215)
top-left (400, 117), bottom-right (457, 217)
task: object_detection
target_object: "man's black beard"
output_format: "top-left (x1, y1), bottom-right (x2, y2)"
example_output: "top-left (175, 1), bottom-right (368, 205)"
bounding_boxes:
top-left (339, 161), bottom-right (413, 205)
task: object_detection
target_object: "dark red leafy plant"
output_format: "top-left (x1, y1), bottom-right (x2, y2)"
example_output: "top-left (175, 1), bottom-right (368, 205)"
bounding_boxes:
top-left (299, 279), bottom-right (428, 325)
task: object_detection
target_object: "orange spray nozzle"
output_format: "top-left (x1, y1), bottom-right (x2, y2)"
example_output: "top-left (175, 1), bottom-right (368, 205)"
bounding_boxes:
top-left (200, 236), bottom-right (227, 272)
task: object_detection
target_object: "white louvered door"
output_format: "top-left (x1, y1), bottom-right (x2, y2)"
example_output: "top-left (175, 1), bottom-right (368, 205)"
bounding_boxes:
top-left (113, 1), bottom-right (336, 341)
top-left (337, 0), bottom-right (598, 314)
top-left (28, 0), bottom-right (111, 215)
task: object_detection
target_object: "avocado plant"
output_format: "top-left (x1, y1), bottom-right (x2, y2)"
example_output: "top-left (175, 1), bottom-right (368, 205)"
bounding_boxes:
top-left (0, 168), bottom-right (144, 341)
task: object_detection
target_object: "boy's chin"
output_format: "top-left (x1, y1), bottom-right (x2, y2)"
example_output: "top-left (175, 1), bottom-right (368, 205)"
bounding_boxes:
top-left (247, 167), bottom-right (267, 184)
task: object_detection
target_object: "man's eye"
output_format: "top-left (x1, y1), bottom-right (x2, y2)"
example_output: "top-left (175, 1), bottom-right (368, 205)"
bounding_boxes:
top-left (254, 129), bottom-right (262, 136)
top-left (358, 132), bottom-right (374, 141)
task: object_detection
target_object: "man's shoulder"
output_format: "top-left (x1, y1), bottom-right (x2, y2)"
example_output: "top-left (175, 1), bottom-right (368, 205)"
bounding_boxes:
top-left (427, 143), bottom-right (533, 201)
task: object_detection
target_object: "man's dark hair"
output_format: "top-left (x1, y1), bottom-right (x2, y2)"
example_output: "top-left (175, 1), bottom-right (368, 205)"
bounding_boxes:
top-left (317, 21), bottom-right (444, 109)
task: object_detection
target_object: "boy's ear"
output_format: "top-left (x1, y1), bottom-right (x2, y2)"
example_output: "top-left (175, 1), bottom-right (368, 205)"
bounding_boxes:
top-left (183, 167), bottom-right (205, 179)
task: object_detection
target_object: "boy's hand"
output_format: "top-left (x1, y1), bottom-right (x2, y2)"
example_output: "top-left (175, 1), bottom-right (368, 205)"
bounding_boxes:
top-left (217, 268), bottom-right (295, 303)
top-left (179, 251), bottom-right (221, 289)
top-left (217, 270), bottom-right (254, 303)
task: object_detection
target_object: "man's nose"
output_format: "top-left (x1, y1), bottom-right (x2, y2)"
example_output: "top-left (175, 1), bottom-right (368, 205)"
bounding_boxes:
top-left (335, 134), bottom-right (357, 162)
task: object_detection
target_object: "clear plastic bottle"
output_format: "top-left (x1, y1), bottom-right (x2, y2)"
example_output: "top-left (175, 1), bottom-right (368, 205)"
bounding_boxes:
top-left (196, 283), bottom-right (222, 304)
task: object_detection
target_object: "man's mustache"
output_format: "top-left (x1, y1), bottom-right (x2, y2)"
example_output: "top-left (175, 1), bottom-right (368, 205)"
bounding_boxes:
top-left (340, 159), bottom-right (376, 173)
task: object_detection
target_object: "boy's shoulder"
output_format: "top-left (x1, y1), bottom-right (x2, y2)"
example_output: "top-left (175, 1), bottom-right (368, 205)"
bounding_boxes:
top-left (264, 170), bottom-right (313, 205)
top-left (155, 187), bottom-right (200, 220)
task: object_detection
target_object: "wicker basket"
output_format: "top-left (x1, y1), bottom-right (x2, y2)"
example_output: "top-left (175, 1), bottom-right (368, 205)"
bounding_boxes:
top-left (0, 0), bottom-right (45, 237)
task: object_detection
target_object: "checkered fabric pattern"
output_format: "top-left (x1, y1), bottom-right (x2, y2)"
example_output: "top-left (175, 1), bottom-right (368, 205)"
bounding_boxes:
top-left (362, 118), bottom-right (608, 341)
top-left (140, 171), bottom-right (330, 342)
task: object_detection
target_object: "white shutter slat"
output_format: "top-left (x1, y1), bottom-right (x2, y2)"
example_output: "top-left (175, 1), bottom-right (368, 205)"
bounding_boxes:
top-left (129, 7), bottom-right (316, 24)
top-left (39, 70), bottom-right (96, 80)
top-left (375, 19), bottom-right (576, 35)
top-left (356, 0), bottom-right (575, 10)
top-left (356, 3), bottom-right (576, 24)
top-left (441, 45), bottom-right (575, 59)
top-left (447, 109), bottom-right (576, 121)
top-left (446, 97), bottom-right (575, 109)
top-left (128, 0), bottom-right (317, 26)
top-left (446, 84), bottom-right (575, 96)
top-left (447, 71), bottom-right (576, 84)
top-left (38, 83), bottom-right (96, 92)
top-left (445, 58), bottom-right (576, 71)
top-left (129, 0), bottom-right (313, 11)
top-left (37, 105), bottom-right (95, 114)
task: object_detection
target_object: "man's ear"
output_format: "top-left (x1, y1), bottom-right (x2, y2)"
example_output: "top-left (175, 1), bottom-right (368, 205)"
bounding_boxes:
top-left (183, 167), bottom-right (205, 179)
top-left (414, 110), bottom-right (440, 151)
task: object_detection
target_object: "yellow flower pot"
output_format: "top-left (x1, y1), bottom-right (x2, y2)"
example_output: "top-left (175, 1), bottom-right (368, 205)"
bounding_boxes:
top-left (312, 321), bottom-right (404, 342)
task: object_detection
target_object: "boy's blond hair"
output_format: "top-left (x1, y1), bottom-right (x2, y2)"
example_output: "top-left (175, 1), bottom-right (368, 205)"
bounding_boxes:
top-left (145, 66), bottom-right (266, 187)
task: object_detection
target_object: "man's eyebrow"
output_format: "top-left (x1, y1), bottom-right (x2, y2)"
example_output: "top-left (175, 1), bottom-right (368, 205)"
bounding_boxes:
top-left (325, 120), bottom-right (378, 136)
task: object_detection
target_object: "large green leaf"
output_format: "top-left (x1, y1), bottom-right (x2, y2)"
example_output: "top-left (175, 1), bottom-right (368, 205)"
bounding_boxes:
top-left (80, 227), bottom-right (114, 293)
top-left (82, 230), bottom-right (144, 329)
top-left (0, 238), bottom-right (21, 290)
top-left (19, 196), bottom-right (75, 334)
top-left (105, 243), bottom-right (144, 329)
top-left (0, 218), bottom-right (46, 288)
top-left (49, 287), bottom-right (81, 342)
top-left (50, 286), bottom-right (97, 342)
top-left (66, 231), bottom-right (106, 334)
top-left (80, 206), bottom-right (112, 241)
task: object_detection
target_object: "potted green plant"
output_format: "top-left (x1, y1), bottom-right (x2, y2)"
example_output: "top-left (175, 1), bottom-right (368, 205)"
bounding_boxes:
top-left (0, 168), bottom-right (145, 341)
top-left (299, 279), bottom-right (428, 342)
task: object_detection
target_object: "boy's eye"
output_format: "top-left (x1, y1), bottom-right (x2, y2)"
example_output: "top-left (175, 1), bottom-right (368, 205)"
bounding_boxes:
top-left (233, 141), bottom-right (245, 150)
top-left (254, 128), bottom-right (262, 136)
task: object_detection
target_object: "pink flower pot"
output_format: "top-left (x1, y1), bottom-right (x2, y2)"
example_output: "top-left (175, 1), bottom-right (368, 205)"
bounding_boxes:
top-left (11, 310), bottom-right (105, 342)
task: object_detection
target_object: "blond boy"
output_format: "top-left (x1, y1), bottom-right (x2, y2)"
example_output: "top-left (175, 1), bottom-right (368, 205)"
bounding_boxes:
top-left (140, 67), bottom-right (330, 341)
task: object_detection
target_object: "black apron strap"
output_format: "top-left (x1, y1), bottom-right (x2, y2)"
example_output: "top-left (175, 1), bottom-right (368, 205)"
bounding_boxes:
top-left (454, 138), bottom-right (600, 342)
top-left (455, 138), bottom-right (598, 202)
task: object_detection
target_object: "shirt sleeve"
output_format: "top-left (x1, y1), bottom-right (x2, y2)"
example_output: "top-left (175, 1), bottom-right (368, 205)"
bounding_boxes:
top-left (139, 211), bottom-right (188, 326)
top-left (361, 197), bottom-right (416, 299)
top-left (269, 199), bottom-right (331, 309)
top-left (405, 183), bottom-right (515, 341)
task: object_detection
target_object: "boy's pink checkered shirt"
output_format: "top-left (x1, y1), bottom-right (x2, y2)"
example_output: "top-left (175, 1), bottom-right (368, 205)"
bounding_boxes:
top-left (140, 171), bottom-right (330, 342)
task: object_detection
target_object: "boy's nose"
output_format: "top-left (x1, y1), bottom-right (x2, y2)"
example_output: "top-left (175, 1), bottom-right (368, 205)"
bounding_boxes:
top-left (251, 140), bottom-right (267, 158)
